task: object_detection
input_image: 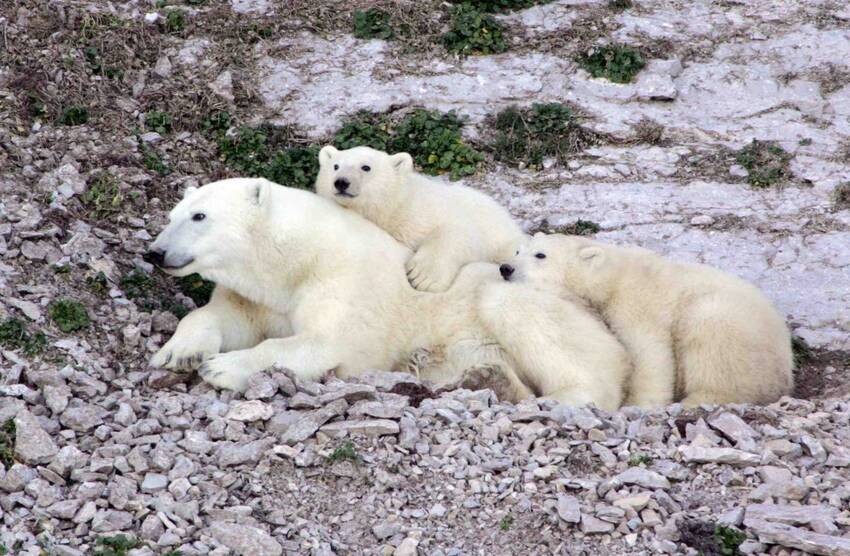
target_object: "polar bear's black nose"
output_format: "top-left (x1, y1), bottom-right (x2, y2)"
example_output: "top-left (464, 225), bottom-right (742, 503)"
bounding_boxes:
top-left (499, 264), bottom-right (514, 280)
top-left (334, 178), bottom-right (350, 192)
top-left (144, 249), bottom-right (165, 267)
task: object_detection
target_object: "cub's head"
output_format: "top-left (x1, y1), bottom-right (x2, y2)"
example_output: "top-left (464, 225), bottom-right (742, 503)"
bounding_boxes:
top-left (145, 178), bottom-right (274, 278)
top-left (315, 145), bottom-right (413, 209)
top-left (499, 233), bottom-right (613, 298)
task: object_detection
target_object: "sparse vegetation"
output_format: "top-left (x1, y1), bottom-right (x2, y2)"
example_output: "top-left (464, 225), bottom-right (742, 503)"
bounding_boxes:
top-left (489, 103), bottom-right (595, 168)
top-left (628, 453), bottom-right (652, 467)
top-left (608, 0), bottom-right (634, 10)
top-left (442, 3), bottom-right (507, 56)
top-left (832, 182), bottom-right (850, 209)
top-left (141, 145), bottom-right (172, 176)
top-left (164, 9), bottom-right (186, 34)
top-left (0, 318), bottom-right (48, 356)
top-left (735, 140), bottom-right (791, 188)
top-left (211, 124), bottom-right (320, 190)
top-left (578, 44), bottom-right (646, 83)
top-left (1, 419), bottom-right (16, 470)
top-left (57, 105), bottom-right (90, 126)
top-left (86, 271), bottom-right (110, 295)
top-left (679, 519), bottom-right (746, 556)
top-left (499, 514), bottom-right (514, 531)
top-left (145, 110), bottom-right (173, 134)
top-left (83, 172), bottom-right (124, 217)
top-left (48, 299), bottom-right (90, 333)
top-left (353, 8), bottom-right (395, 41)
top-left (177, 274), bottom-right (215, 307)
top-left (533, 218), bottom-right (601, 236)
top-left (120, 268), bottom-right (155, 302)
top-left (450, 0), bottom-right (552, 12)
top-left (333, 111), bottom-right (392, 151)
top-left (633, 117), bottom-right (665, 145)
top-left (389, 109), bottom-right (483, 179)
top-left (791, 334), bottom-right (813, 367)
top-left (93, 534), bottom-right (144, 556)
top-left (715, 525), bottom-right (746, 556)
top-left (328, 441), bottom-right (359, 463)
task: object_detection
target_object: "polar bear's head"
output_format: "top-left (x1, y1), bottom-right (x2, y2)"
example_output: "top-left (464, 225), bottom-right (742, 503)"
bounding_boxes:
top-left (500, 233), bottom-right (613, 299)
top-left (315, 145), bottom-right (413, 210)
top-left (145, 178), bottom-right (275, 279)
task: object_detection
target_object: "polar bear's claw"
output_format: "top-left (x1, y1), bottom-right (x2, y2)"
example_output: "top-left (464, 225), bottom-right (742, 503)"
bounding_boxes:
top-left (405, 249), bottom-right (457, 293)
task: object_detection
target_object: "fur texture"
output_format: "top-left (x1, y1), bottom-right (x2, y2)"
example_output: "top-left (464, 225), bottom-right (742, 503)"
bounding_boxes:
top-left (315, 146), bottom-right (524, 292)
top-left (506, 234), bottom-right (794, 408)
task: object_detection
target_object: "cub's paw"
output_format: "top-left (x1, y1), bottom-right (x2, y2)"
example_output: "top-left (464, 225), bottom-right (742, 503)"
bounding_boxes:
top-left (405, 249), bottom-right (458, 293)
top-left (198, 350), bottom-right (262, 391)
top-left (150, 333), bottom-right (220, 371)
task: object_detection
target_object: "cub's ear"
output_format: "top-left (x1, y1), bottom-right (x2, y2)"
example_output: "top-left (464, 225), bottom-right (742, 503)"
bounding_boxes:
top-left (390, 152), bottom-right (414, 172)
top-left (183, 186), bottom-right (198, 199)
top-left (319, 145), bottom-right (338, 163)
top-left (578, 246), bottom-right (604, 267)
top-left (253, 179), bottom-right (272, 207)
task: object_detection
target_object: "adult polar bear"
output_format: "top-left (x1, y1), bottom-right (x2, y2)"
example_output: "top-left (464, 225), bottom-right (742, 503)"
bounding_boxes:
top-left (145, 178), bottom-right (628, 409)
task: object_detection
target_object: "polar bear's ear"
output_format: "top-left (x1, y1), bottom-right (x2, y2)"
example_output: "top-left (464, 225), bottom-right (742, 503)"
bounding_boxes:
top-left (390, 152), bottom-right (413, 173)
top-left (183, 186), bottom-right (198, 199)
top-left (252, 179), bottom-right (272, 208)
top-left (319, 145), bottom-right (338, 164)
top-left (578, 246), bottom-right (604, 267)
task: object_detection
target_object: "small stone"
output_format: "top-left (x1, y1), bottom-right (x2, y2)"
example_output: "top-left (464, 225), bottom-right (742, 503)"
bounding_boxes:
top-left (46, 499), bottom-right (81, 519)
top-left (613, 492), bottom-right (652, 512)
top-left (14, 409), bottom-right (59, 465)
top-left (557, 495), bottom-right (581, 523)
top-left (678, 445), bottom-right (760, 466)
top-left (743, 518), bottom-right (850, 556)
top-left (394, 536), bottom-right (419, 556)
top-left (216, 438), bottom-right (275, 467)
top-left (319, 419), bottom-right (399, 437)
top-left (60, 405), bottom-right (104, 432)
top-left (580, 514), bottom-right (614, 534)
top-left (279, 399), bottom-right (348, 445)
top-left (245, 373), bottom-right (279, 400)
top-left (225, 400), bottom-right (274, 422)
top-left (207, 521), bottom-right (282, 556)
top-left (372, 520), bottom-right (403, 540)
top-left (209, 70), bottom-right (234, 102)
top-left (141, 473), bottom-right (168, 493)
top-left (708, 412), bottom-right (758, 444)
top-left (614, 467), bottom-right (670, 490)
top-left (154, 55), bottom-right (172, 78)
top-left (141, 514), bottom-right (165, 540)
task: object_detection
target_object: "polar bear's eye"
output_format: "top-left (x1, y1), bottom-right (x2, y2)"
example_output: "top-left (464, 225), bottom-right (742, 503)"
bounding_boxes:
top-left (535, 252), bottom-right (546, 259)
top-left (192, 213), bottom-right (206, 222)
top-left (333, 164), bottom-right (339, 171)
top-left (361, 165), bottom-right (371, 172)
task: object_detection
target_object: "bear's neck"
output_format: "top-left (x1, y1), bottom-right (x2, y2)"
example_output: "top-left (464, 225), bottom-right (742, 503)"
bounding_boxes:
top-left (359, 183), bottom-right (416, 242)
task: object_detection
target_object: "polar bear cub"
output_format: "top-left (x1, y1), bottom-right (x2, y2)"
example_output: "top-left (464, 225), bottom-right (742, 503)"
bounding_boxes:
top-left (502, 234), bottom-right (794, 408)
top-left (315, 145), bottom-right (524, 292)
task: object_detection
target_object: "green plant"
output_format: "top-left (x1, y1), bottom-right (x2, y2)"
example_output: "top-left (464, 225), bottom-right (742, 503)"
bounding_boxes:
top-left (327, 441), bottom-right (359, 463)
top-left (389, 109), bottom-right (482, 179)
top-left (48, 299), bottom-right (90, 333)
top-left (120, 268), bottom-right (155, 301)
top-left (791, 334), bottom-right (813, 367)
top-left (715, 525), bottom-right (746, 556)
top-left (57, 106), bottom-right (90, 126)
top-left (499, 514), bottom-right (513, 531)
top-left (353, 8), bottom-right (395, 40)
top-left (607, 0), bottom-right (633, 10)
top-left (443, 3), bottom-right (507, 56)
top-left (83, 173), bottom-right (124, 216)
top-left (202, 110), bottom-right (232, 135)
top-left (628, 453), bottom-right (652, 467)
top-left (93, 534), bottom-right (144, 556)
top-left (333, 111), bottom-right (392, 151)
top-left (834, 182), bottom-right (850, 209)
top-left (734, 140), bottom-right (791, 188)
top-left (86, 272), bottom-right (110, 295)
top-left (177, 273), bottom-right (215, 306)
top-left (145, 110), bottom-right (173, 134)
top-left (0, 318), bottom-right (47, 356)
top-left (0, 419), bottom-right (16, 470)
top-left (213, 124), bottom-right (320, 189)
top-left (578, 44), bottom-right (646, 83)
top-left (0, 543), bottom-right (7, 555)
top-left (490, 103), bottom-right (595, 168)
top-left (798, 137), bottom-right (812, 146)
top-left (141, 145), bottom-right (171, 176)
top-left (449, 0), bottom-right (550, 12)
top-left (164, 9), bottom-right (186, 33)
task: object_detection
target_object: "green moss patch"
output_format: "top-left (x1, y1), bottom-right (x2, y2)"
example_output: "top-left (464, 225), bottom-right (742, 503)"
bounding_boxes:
top-left (578, 44), bottom-right (646, 83)
top-left (83, 172), bottom-right (124, 217)
top-left (145, 110), bottom-right (173, 134)
top-left (57, 105), bottom-right (90, 126)
top-left (607, 0), bottom-right (633, 10)
top-left (93, 535), bottom-right (144, 556)
top-left (48, 299), bottom-right (90, 333)
top-left (678, 519), bottom-right (746, 556)
top-left (450, 0), bottom-right (552, 12)
top-left (735, 140), bottom-right (791, 188)
top-left (442, 3), bottom-right (507, 56)
top-left (489, 103), bottom-right (597, 168)
top-left (834, 182), bottom-right (850, 209)
top-left (327, 441), bottom-right (359, 463)
top-left (177, 274), bottom-right (215, 307)
top-left (353, 8), bottom-right (395, 41)
top-left (0, 318), bottom-right (48, 356)
top-left (533, 218), bottom-right (601, 236)
top-left (334, 109), bottom-right (482, 180)
top-left (0, 419), bottom-right (15, 470)
top-left (628, 453), bottom-right (652, 466)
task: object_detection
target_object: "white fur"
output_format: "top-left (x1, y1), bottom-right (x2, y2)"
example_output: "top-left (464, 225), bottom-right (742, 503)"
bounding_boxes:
top-left (315, 146), bottom-right (524, 292)
top-left (509, 234), bottom-right (794, 408)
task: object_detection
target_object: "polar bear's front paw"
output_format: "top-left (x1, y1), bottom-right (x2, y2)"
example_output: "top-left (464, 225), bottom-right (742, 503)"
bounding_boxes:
top-left (150, 333), bottom-right (221, 371)
top-left (198, 350), bottom-right (262, 391)
top-left (406, 249), bottom-right (458, 293)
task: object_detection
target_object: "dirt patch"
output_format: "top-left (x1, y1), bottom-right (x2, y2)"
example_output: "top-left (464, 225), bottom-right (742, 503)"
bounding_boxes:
top-left (793, 348), bottom-right (850, 400)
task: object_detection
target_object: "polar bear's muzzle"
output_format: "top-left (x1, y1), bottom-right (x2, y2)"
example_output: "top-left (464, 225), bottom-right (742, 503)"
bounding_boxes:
top-left (144, 248), bottom-right (194, 273)
top-left (333, 177), bottom-right (359, 198)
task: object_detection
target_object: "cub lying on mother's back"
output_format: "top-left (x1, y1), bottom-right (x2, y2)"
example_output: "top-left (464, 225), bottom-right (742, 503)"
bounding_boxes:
top-left (316, 145), bottom-right (524, 292)
top-left (504, 234), bottom-right (794, 408)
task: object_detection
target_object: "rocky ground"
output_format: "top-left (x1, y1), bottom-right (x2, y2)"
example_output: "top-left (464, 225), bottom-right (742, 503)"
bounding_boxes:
top-left (1, 0), bottom-right (849, 554)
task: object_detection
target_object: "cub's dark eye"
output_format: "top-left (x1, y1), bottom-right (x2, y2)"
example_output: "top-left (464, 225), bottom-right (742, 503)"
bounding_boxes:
top-left (361, 165), bottom-right (371, 172)
top-left (535, 252), bottom-right (546, 259)
top-left (515, 250), bottom-right (520, 256)
top-left (192, 213), bottom-right (206, 222)
top-left (333, 164), bottom-right (339, 171)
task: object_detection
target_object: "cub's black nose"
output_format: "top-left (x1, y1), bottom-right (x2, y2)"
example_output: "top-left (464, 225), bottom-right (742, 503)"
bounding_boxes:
top-left (499, 264), bottom-right (514, 280)
top-left (334, 178), bottom-right (350, 192)
top-left (143, 249), bottom-right (165, 267)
